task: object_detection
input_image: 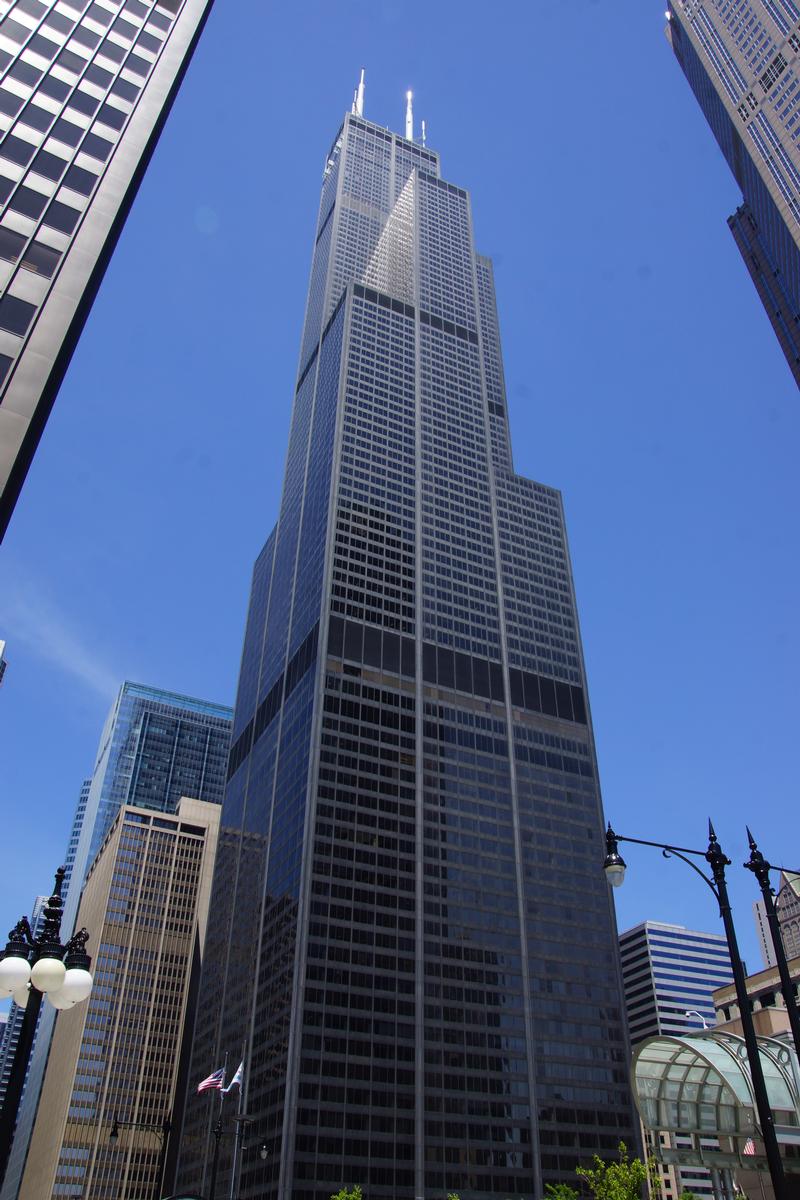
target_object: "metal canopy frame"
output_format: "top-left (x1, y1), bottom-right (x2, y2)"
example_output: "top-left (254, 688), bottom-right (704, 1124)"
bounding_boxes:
top-left (632, 1031), bottom-right (800, 1174)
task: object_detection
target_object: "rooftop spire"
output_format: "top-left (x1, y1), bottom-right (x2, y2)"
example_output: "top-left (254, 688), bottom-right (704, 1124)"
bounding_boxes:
top-left (405, 90), bottom-right (413, 141)
top-left (421, 118), bottom-right (426, 147)
top-left (353, 68), bottom-right (365, 117)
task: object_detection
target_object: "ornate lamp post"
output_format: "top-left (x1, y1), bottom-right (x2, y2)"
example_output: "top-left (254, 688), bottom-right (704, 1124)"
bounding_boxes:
top-left (604, 821), bottom-right (786, 1200)
top-left (743, 828), bottom-right (800, 1064)
top-left (0, 867), bottom-right (93, 1186)
top-left (110, 1111), bottom-right (171, 1200)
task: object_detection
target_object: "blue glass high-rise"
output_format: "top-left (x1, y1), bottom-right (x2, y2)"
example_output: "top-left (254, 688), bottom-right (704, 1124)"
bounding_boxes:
top-left (179, 94), bottom-right (636, 1200)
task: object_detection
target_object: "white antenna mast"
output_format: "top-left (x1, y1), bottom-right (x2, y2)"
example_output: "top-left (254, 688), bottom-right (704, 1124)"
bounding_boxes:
top-left (355, 68), bottom-right (365, 117)
top-left (405, 90), bottom-right (413, 140)
top-left (421, 119), bottom-right (426, 147)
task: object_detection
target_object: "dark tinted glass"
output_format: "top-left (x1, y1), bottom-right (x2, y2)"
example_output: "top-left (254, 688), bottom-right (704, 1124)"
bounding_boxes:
top-left (343, 621), bottom-right (362, 662)
top-left (82, 131), bottom-right (112, 161)
top-left (125, 53), bottom-right (150, 77)
top-left (16, 0), bottom-right (48, 15)
top-left (148, 11), bottom-right (171, 29)
top-left (0, 178), bottom-right (13, 204)
top-left (68, 89), bottom-right (101, 116)
top-left (38, 75), bottom-right (70, 101)
top-left (57, 48), bottom-right (86, 74)
top-left (22, 240), bottom-right (61, 277)
top-left (0, 294), bottom-right (36, 336)
top-left (328, 616), bottom-right (344, 657)
top-left (472, 657), bottom-right (490, 698)
top-left (87, 2), bottom-right (113, 23)
top-left (31, 148), bottom-right (68, 181)
top-left (9, 185), bottom-right (48, 219)
top-left (19, 102), bottom-right (54, 132)
top-left (72, 24), bottom-right (101, 49)
top-left (111, 77), bottom-right (139, 102)
top-left (436, 646), bottom-right (454, 689)
top-left (51, 117), bottom-right (83, 147)
top-left (99, 38), bottom-right (125, 62)
top-left (97, 102), bottom-right (125, 130)
top-left (538, 676), bottom-right (557, 717)
top-left (124, 0), bottom-right (148, 14)
top-left (1, 19), bottom-right (29, 45)
top-left (43, 199), bottom-right (80, 234)
top-left (0, 89), bottom-right (24, 117)
top-left (64, 164), bottom-right (96, 195)
top-left (43, 10), bottom-right (74, 33)
top-left (9, 61), bottom-right (42, 86)
top-left (0, 226), bottom-right (26, 264)
top-left (383, 631), bottom-right (400, 673)
top-left (0, 353), bottom-right (13, 384)
top-left (363, 626), bottom-right (381, 669)
top-left (28, 33), bottom-right (60, 61)
top-left (137, 30), bottom-right (160, 53)
top-left (111, 15), bottom-right (138, 38)
top-left (85, 62), bottom-right (112, 87)
top-left (0, 135), bottom-right (36, 166)
top-left (554, 681), bottom-right (573, 721)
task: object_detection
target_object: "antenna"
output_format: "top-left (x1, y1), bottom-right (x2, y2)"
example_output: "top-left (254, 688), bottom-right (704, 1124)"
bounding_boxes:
top-left (351, 88), bottom-right (358, 115)
top-left (421, 119), bottom-right (426, 147)
top-left (405, 90), bottom-right (413, 141)
top-left (356, 68), bottom-right (365, 117)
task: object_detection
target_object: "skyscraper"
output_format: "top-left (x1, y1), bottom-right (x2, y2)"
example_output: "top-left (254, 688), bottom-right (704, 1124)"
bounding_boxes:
top-left (0, 681), bottom-right (232, 1200)
top-left (618, 921), bottom-right (734, 1200)
top-left (0, 0), bottom-right (214, 541)
top-left (18, 797), bottom-right (220, 1200)
top-left (177, 89), bottom-right (636, 1200)
top-left (666, 1), bottom-right (800, 385)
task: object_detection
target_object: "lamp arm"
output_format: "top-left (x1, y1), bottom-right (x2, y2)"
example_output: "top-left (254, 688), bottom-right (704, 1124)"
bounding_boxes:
top-left (661, 847), bottom-right (721, 904)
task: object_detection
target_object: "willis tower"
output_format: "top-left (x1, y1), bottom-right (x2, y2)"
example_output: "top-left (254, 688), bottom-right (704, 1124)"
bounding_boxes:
top-left (179, 78), bottom-right (635, 1200)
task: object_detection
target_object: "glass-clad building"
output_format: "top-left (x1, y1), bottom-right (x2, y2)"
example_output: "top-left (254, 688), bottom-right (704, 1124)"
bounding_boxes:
top-left (666, 0), bottom-right (800, 385)
top-left (0, 681), bottom-right (232, 1200)
top-left (0, 0), bottom-right (214, 540)
top-left (178, 95), bottom-right (636, 1200)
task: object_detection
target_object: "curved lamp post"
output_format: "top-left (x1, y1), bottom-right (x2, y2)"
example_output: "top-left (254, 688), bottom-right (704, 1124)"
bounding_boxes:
top-left (743, 828), bottom-right (800, 1065)
top-left (110, 1111), bottom-right (171, 1200)
top-left (604, 821), bottom-right (786, 1200)
top-left (0, 867), bottom-right (93, 1186)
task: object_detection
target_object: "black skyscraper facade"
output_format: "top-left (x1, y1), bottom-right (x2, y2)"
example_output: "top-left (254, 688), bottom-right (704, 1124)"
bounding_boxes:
top-left (178, 95), bottom-right (635, 1200)
top-left (0, 0), bottom-right (214, 540)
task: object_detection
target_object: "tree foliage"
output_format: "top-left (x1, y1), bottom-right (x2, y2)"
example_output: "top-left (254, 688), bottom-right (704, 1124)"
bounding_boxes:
top-left (330, 1186), bottom-right (362, 1200)
top-left (575, 1142), bottom-right (649, 1200)
top-left (545, 1184), bottom-right (581, 1200)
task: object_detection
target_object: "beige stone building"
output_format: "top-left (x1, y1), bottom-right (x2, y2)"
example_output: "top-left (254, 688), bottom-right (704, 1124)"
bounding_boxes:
top-left (19, 796), bottom-right (219, 1200)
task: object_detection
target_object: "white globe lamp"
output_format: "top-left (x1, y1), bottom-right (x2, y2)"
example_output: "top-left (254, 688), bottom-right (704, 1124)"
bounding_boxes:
top-left (0, 955), bottom-right (31, 997)
top-left (58, 967), bottom-right (93, 1005)
top-left (30, 955), bottom-right (66, 994)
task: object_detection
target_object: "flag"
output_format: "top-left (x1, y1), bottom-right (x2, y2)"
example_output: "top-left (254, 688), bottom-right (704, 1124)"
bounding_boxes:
top-left (223, 1060), bottom-right (244, 1094)
top-left (197, 1067), bottom-right (225, 1094)
top-left (743, 1138), bottom-right (756, 1156)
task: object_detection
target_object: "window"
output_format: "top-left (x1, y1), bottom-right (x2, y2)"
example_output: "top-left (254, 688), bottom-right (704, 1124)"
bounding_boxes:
top-left (31, 148), bottom-right (68, 181)
top-left (9, 185), bottom-right (48, 219)
top-left (63, 164), bottom-right (96, 195)
top-left (0, 135), bottom-right (36, 167)
top-left (0, 294), bottom-right (36, 337)
top-left (43, 198), bottom-right (80, 234)
top-left (22, 240), bottom-right (61, 277)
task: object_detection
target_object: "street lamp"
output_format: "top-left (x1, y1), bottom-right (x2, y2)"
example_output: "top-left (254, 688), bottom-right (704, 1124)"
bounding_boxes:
top-left (0, 867), bottom-right (93, 1187)
top-left (604, 821), bottom-right (787, 1200)
top-left (109, 1111), bottom-right (171, 1200)
top-left (743, 828), bottom-right (800, 1064)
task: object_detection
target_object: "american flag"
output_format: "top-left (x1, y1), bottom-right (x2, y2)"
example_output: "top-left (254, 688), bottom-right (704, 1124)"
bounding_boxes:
top-left (743, 1138), bottom-right (756, 1156)
top-left (197, 1067), bottom-right (225, 1094)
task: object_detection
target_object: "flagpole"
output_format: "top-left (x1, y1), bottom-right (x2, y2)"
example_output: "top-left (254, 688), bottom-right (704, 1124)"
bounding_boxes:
top-left (207, 1053), bottom-right (228, 1200)
top-left (228, 1041), bottom-right (247, 1200)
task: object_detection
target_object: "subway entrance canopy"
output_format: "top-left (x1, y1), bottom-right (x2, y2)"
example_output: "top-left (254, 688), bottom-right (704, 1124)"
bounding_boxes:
top-left (632, 1031), bottom-right (800, 1173)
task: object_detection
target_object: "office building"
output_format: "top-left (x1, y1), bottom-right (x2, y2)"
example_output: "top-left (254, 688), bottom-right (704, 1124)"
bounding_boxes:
top-left (18, 797), bottom-right (220, 1200)
top-left (666, 1), bottom-right (800, 385)
top-left (0, 681), bottom-right (232, 1200)
top-left (0, 0), bottom-right (214, 541)
top-left (177, 89), bottom-right (636, 1200)
top-left (713, 950), bottom-right (800, 1037)
top-left (0, 896), bottom-right (46, 1113)
top-left (619, 921), bottom-right (734, 1200)
top-left (754, 872), bottom-right (800, 967)
top-left (755, 896), bottom-right (777, 968)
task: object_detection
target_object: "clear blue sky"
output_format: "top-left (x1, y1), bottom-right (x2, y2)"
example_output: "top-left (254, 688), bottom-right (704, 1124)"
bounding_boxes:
top-left (0, 0), bottom-right (797, 975)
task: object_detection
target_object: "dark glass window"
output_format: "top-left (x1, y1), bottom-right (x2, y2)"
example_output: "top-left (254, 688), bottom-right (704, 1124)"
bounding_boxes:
top-left (401, 637), bottom-right (415, 677)
top-left (328, 616), bottom-right (344, 657)
top-left (570, 686), bottom-right (587, 724)
top-left (0, 294), bottom-right (36, 336)
top-left (85, 62), bottom-right (112, 87)
top-left (0, 353), bottom-right (13, 385)
top-left (0, 178), bottom-right (13, 204)
top-left (124, 0), bottom-right (149, 14)
top-left (148, 11), bottom-right (171, 30)
top-left (97, 102), bottom-right (125, 130)
top-left (51, 117), bottom-right (83, 147)
top-left (9, 185), bottom-right (48, 219)
top-left (86, 2), bottom-right (113, 24)
top-left (44, 10), bottom-right (74, 34)
top-left (539, 676), bottom-right (557, 717)
top-left (31, 148), bottom-right (68, 181)
top-left (9, 60), bottom-right (43, 86)
top-left (71, 24), bottom-right (101, 49)
top-left (0, 226), bottom-right (26, 264)
top-left (0, 135), bottom-right (36, 167)
top-left (436, 646), bottom-right (454, 689)
top-left (82, 131), bottom-right (112, 161)
top-left (57, 47), bottom-right (86, 74)
top-left (28, 33), bottom-right (60, 61)
top-left (111, 15), bottom-right (138, 39)
top-left (555, 681), bottom-right (573, 721)
top-left (344, 621), bottom-right (362, 662)
top-left (68, 89), bottom-right (101, 116)
top-left (111, 77), bottom-right (139, 102)
top-left (16, 0), bottom-right (48, 15)
top-left (43, 198), bottom-right (80, 234)
top-left (38, 75), bottom-right (70, 102)
top-left (124, 53), bottom-right (150, 77)
top-left (99, 38), bottom-right (125, 62)
top-left (0, 90), bottom-right (25, 118)
top-left (137, 30), bottom-right (161, 53)
top-left (472, 658), bottom-right (490, 698)
top-left (63, 164), bottom-right (96, 195)
top-left (363, 626), bottom-right (381, 669)
top-left (1, 19), bottom-right (29, 45)
top-left (19, 102), bottom-right (54, 132)
top-left (22, 240), bottom-right (61, 278)
top-left (383, 631), bottom-right (400, 673)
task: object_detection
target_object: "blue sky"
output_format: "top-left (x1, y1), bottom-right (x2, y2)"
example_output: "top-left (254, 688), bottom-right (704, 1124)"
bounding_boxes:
top-left (0, 0), bottom-right (798, 975)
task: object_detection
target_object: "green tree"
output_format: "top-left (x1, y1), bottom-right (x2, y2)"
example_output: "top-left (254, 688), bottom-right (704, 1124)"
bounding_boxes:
top-left (575, 1142), bottom-right (649, 1200)
top-left (330, 1186), bottom-right (362, 1200)
top-left (545, 1184), bottom-right (580, 1200)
